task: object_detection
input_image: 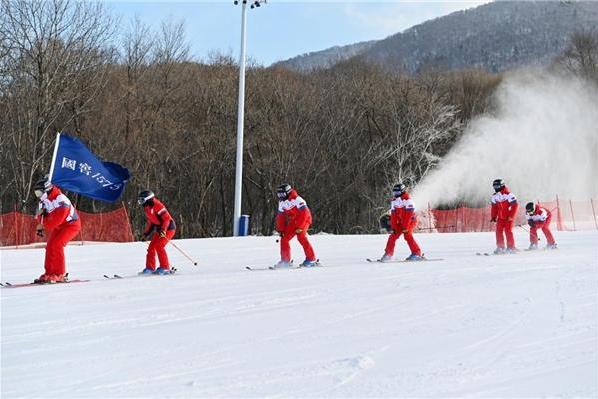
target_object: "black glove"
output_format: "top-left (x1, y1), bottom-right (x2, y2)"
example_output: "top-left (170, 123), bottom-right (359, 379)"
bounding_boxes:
top-left (528, 220), bottom-right (535, 228)
top-left (490, 217), bottom-right (497, 223)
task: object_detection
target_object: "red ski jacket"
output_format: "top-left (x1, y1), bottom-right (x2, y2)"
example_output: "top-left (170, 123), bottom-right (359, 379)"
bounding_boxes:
top-left (390, 192), bottom-right (417, 232)
top-left (490, 186), bottom-right (519, 221)
top-left (36, 187), bottom-right (78, 231)
top-left (527, 205), bottom-right (551, 228)
top-left (143, 198), bottom-right (175, 235)
top-left (275, 189), bottom-right (312, 232)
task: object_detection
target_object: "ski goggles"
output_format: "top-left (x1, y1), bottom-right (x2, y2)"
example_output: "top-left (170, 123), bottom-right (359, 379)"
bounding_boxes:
top-left (138, 193), bottom-right (155, 205)
top-left (276, 191), bottom-right (288, 200)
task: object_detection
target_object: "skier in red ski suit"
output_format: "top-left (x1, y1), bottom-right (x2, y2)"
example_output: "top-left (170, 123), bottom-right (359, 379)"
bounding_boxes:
top-left (490, 179), bottom-right (519, 254)
top-left (33, 177), bottom-right (81, 283)
top-left (525, 202), bottom-right (557, 250)
top-left (381, 183), bottom-right (423, 261)
top-left (138, 190), bottom-right (176, 275)
top-left (274, 184), bottom-right (317, 267)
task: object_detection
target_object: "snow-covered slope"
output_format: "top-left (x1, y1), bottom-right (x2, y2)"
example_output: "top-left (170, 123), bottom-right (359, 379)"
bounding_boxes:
top-left (1, 231), bottom-right (597, 397)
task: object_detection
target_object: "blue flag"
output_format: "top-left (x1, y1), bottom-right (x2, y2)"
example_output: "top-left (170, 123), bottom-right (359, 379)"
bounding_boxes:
top-left (48, 133), bottom-right (130, 203)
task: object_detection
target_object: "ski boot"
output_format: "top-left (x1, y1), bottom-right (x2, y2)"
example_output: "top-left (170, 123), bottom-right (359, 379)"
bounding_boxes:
top-left (505, 247), bottom-right (519, 254)
top-left (139, 267), bottom-right (155, 275)
top-left (154, 267), bottom-right (172, 275)
top-left (379, 253), bottom-right (393, 262)
top-left (273, 260), bottom-right (292, 269)
top-left (299, 259), bottom-right (318, 267)
top-left (405, 254), bottom-right (425, 261)
top-left (34, 273), bottom-right (50, 284)
top-left (527, 243), bottom-right (538, 251)
top-left (51, 274), bottom-right (66, 283)
top-left (493, 247), bottom-right (506, 255)
top-left (546, 243), bottom-right (558, 250)
top-left (34, 273), bottom-right (66, 284)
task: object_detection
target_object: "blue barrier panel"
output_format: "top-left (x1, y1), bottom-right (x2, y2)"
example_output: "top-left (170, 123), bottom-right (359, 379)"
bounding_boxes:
top-left (239, 214), bottom-right (250, 236)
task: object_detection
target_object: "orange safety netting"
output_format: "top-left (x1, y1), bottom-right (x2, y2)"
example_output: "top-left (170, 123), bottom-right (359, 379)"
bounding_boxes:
top-left (0, 206), bottom-right (134, 247)
top-left (417, 198), bottom-right (598, 233)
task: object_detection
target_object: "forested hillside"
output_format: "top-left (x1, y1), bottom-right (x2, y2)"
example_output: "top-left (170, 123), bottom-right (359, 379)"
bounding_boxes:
top-left (276, 1), bottom-right (598, 74)
top-left (1, 0), bottom-right (596, 237)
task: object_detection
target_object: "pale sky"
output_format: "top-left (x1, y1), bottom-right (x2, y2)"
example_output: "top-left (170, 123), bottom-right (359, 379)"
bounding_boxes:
top-left (106, 1), bottom-right (491, 66)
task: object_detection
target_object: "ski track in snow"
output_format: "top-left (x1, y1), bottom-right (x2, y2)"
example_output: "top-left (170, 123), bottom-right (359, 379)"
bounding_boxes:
top-left (1, 231), bottom-right (597, 397)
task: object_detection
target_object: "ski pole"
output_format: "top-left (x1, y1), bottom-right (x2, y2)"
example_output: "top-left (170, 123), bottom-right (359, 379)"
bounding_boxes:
top-left (168, 240), bottom-right (197, 266)
top-left (168, 240), bottom-right (198, 266)
top-left (142, 237), bottom-right (199, 266)
top-left (517, 223), bottom-right (540, 240)
top-left (517, 224), bottom-right (530, 233)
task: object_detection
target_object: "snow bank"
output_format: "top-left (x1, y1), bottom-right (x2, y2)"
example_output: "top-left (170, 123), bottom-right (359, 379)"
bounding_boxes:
top-left (1, 231), bottom-right (597, 397)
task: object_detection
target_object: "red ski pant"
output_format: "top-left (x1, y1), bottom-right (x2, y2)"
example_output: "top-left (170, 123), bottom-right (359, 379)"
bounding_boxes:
top-left (280, 229), bottom-right (316, 262)
top-left (530, 214), bottom-right (555, 245)
top-left (495, 219), bottom-right (515, 249)
top-left (44, 220), bottom-right (81, 276)
top-left (385, 230), bottom-right (421, 256)
top-left (146, 229), bottom-right (176, 270)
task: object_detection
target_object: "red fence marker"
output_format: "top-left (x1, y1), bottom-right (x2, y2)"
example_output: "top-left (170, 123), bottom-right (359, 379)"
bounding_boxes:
top-left (590, 198), bottom-right (598, 231)
top-left (569, 199), bottom-right (576, 232)
top-left (1, 207), bottom-right (134, 247)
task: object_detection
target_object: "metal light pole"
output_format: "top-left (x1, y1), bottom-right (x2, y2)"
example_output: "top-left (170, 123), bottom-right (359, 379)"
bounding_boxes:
top-left (232, 0), bottom-right (266, 236)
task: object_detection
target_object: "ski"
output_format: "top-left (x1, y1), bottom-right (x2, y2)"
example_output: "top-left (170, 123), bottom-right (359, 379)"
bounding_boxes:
top-left (246, 260), bottom-right (293, 271)
top-left (0, 279), bottom-right (89, 289)
top-left (104, 268), bottom-right (177, 279)
top-left (475, 250), bottom-right (538, 256)
top-left (246, 261), bottom-right (322, 271)
top-left (366, 258), bottom-right (443, 263)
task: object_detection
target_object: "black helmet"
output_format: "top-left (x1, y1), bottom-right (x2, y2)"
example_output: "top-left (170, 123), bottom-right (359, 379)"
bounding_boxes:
top-left (276, 184), bottom-right (292, 200)
top-left (137, 190), bottom-right (155, 205)
top-left (492, 179), bottom-right (505, 192)
top-left (33, 175), bottom-right (53, 197)
top-left (525, 202), bottom-right (535, 214)
top-left (392, 183), bottom-right (406, 197)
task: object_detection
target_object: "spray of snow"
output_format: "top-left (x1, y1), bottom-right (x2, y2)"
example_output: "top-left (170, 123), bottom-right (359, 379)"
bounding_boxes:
top-left (414, 70), bottom-right (598, 208)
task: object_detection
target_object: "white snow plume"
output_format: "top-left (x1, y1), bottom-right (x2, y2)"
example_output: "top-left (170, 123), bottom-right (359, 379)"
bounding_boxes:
top-left (413, 71), bottom-right (598, 208)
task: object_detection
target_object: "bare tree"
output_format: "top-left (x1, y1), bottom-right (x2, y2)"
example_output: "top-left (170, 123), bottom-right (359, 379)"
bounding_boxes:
top-left (558, 31), bottom-right (598, 82)
top-left (1, 4), bottom-right (507, 237)
top-left (0, 0), bottom-right (116, 210)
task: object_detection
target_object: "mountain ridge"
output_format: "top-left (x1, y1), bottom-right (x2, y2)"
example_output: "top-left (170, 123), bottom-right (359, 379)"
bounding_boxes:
top-left (274, 1), bottom-right (598, 73)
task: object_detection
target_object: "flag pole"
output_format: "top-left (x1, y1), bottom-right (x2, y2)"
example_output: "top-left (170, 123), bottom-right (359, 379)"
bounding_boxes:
top-left (47, 132), bottom-right (61, 182)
